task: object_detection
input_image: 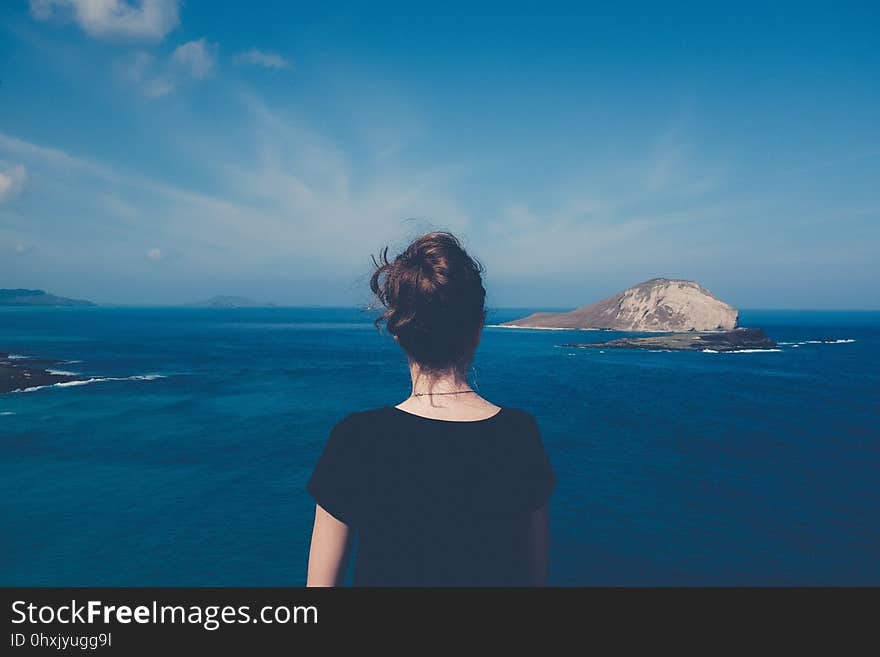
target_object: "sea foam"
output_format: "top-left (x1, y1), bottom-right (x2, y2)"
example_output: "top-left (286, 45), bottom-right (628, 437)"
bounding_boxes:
top-left (783, 339), bottom-right (856, 346)
top-left (486, 324), bottom-right (602, 331)
top-left (13, 374), bottom-right (165, 394)
top-left (728, 348), bottom-right (783, 353)
top-left (703, 348), bottom-right (782, 354)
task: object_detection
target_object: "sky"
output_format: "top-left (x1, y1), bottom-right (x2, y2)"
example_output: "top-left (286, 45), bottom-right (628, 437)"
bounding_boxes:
top-left (0, 1), bottom-right (878, 309)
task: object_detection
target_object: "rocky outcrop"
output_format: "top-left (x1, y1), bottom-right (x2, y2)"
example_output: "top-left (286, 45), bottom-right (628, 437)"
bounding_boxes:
top-left (0, 352), bottom-right (80, 393)
top-left (562, 328), bottom-right (776, 352)
top-left (500, 278), bottom-right (738, 332)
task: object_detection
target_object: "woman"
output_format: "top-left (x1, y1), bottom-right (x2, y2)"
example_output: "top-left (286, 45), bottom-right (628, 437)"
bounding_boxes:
top-left (306, 232), bottom-right (556, 586)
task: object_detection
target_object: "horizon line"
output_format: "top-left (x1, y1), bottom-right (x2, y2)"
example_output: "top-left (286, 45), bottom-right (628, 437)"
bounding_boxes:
top-left (4, 304), bottom-right (880, 313)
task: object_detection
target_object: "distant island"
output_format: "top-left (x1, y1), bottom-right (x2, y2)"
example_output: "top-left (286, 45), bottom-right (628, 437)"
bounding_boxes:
top-left (500, 278), bottom-right (738, 332)
top-left (185, 296), bottom-right (276, 308)
top-left (562, 327), bottom-right (777, 352)
top-left (0, 289), bottom-right (94, 307)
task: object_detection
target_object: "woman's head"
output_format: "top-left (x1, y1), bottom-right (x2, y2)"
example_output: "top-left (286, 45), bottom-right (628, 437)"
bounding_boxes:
top-left (370, 232), bottom-right (486, 375)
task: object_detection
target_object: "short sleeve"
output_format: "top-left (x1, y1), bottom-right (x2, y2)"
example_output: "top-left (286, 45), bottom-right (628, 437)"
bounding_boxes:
top-left (518, 412), bottom-right (557, 511)
top-left (306, 414), bottom-right (362, 526)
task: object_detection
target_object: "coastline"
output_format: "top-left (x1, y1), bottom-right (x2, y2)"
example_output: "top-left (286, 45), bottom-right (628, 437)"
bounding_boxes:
top-left (561, 327), bottom-right (777, 352)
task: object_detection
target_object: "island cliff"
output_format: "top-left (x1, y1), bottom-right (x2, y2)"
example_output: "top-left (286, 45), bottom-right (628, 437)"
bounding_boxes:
top-left (500, 278), bottom-right (738, 332)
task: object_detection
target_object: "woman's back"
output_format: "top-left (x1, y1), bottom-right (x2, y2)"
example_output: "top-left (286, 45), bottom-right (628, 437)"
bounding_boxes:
top-left (307, 405), bottom-right (555, 586)
top-left (305, 232), bottom-right (556, 586)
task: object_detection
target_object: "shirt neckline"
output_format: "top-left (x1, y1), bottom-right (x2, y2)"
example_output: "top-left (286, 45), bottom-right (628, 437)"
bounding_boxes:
top-left (386, 405), bottom-right (505, 424)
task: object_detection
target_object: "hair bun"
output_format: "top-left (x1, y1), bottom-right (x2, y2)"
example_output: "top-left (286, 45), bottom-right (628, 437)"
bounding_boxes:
top-left (370, 232), bottom-right (486, 372)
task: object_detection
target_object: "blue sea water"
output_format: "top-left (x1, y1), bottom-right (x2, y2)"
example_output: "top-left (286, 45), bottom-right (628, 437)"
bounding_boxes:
top-left (1, 306), bottom-right (877, 586)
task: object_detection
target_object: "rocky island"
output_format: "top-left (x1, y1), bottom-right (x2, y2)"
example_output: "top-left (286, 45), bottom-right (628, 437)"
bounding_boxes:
top-left (561, 327), bottom-right (777, 352)
top-left (0, 352), bottom-right (81, 394)
top-left (500, 278), bottom-right (738, 332)
top-left (0, 289), bottom-right (94, 306)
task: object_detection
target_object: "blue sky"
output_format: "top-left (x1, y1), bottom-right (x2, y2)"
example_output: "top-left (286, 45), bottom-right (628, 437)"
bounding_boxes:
top-left (0, 1), bottom-right (878, 308)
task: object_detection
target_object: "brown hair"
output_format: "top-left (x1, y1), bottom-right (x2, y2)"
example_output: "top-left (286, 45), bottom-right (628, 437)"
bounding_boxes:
top-left (370, 232), bottom-right (486, 374)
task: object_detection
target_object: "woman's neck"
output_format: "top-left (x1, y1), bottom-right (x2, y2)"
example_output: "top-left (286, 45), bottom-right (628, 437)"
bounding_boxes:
top-left (396, 360), bottom-right (500, 420)
top-left (407, 362), bottom-right (472, 396)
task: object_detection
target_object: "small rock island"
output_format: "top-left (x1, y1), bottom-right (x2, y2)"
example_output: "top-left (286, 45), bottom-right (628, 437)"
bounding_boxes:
top-left (0, 352), bottom-right (81, 394)
top-left (501, 278), bottom-right (738, 332)
top-left (562, 327), bottom-right (777, 352)
top-left (498, 278), bottom-right (778, 352)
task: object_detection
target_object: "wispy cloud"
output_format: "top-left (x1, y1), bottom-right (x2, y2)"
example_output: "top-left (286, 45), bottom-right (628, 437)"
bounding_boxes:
top-left (0, 131), bottom-right (236, 211)
top-left (0, 90), bottom-right (473, 304)
top-left (234, 48), bottom-right (291, 70)
top-left (119, 51), bottom-right (173, 97)
top-left (0, 103), bottom-right (735, 306)
top-left (119, 38), bottom-right (217, 97)
top-left (0, 164), bottom-right (28, 203)
top-left (170, 38), bottom-right (216, 79)
top-left (29, 0), bottom-right (180, 42)
top-left (643, 124), bottom-right (722, 197)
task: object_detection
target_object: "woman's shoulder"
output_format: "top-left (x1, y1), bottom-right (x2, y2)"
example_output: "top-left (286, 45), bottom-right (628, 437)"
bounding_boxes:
top-left (328, 406), bottom-right (399, 436)
top-left (493, 405), bottom-right (540, 433)
top-left (328, 407), bottom-right (382, 432)
top-left (498, 405), bottom-right (537, 422)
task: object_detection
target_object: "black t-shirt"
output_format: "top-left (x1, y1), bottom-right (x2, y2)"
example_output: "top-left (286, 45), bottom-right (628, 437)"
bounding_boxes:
top-left (306, 405), bottom-right (556, 586)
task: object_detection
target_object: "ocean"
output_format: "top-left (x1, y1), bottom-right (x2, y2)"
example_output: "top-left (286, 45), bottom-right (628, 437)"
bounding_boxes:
top-left (1, 306), bottom-right (877, 585)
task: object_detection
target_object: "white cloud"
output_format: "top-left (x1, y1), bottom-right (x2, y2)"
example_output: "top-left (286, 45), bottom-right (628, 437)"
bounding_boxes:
top-left (234, 48), bottom-right (291, 70)
top-left (147, 247), bottom-right (162, 259)
top-left (170, 39), bottom-right (216, 79)
top-left (29, 0), bottom-right (180, 41)
top-left (119, 39), bottom-right (216, 98)
top-left (0, 164), bottom-right (27, 203)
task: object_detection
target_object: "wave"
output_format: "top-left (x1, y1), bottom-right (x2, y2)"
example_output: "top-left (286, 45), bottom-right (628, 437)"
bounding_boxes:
top-left (47, 369), bottom-right (79, 376)
top-left (487, 324), bottom-right (603, 331)
top-left (13, 374), bottom-right (165, 394)
top-left (0, 411), bottom-right (15, 416)
top-left (730, 348), bottom-right (782, 353)
top-left (703, 348), bottom-right (782, 354)
top-left (5, 354), bottom-right (28, 360)
top-left (781, 339), bottom-right (856, 346)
